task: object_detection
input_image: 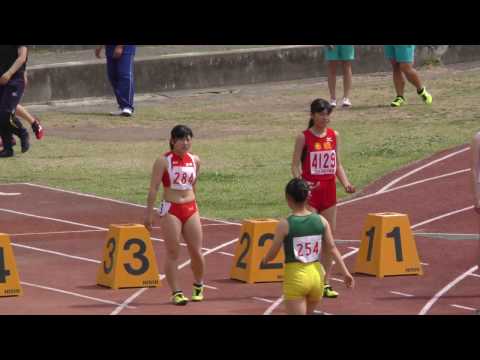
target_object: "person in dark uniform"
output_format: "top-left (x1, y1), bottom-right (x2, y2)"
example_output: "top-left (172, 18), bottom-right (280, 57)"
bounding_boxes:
top-left (0, 45), bottom-right (30, 158)
top-left (95, 45), bottom-right (136, 117)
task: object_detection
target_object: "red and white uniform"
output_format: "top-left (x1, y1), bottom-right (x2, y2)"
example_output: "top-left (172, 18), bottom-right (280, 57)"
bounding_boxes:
top-left (301, 128), bottom-right (338, 212)
top-left (160, 152), bottom-right (199, 224)
top-left (162, 151), bottom-right (197, 190)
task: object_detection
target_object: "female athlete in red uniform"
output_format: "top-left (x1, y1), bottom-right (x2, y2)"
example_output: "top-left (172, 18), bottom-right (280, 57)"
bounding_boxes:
top-left (291, 98), bottom-right (356, 298)
top-left (144, 125), bottom-right (205, 306)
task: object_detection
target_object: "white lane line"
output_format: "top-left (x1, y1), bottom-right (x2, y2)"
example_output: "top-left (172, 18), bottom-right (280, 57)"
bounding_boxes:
top-left (414, 233), bottom-right (480, 241)
top-left (12, 243), bottom-right (101, 264)
top-left (386, 169), bottom-right (471, 193)
top-left (111, 237), bottom-right (240, 315)
top-left (450, 304), bottom-right (478, 312)
top-left (390, 291), bottom-right (414, 298)
top-left (0, 207), bottom-right (182, 247)
top-left (264, 247), bottom-right (359, 315)
top-left (419, 265), bottom-right (479, 315)
top-left (335, 239), bottom-right (361, 244)
top-left (22, 183), bottom-right (242, 226)
top-left (0, 208), bottom-right (106, 231)
top-left (378, 147), bottom-right (470, 193)
top-left (468, 273), bottom-right (480, 278)
top-left (21, 281), bottom-right (136, 309)
top-left (253, 297), bottom-right (274, 303)
top-left (339, 169), bottom-right (470, 208)
top-left (219, 252), bottom-right (235, 257)
top-left (204, 285), bottom-right (218, 291)
top-left (421, 263), bottom-right (430, 266)
top-left (411, 207), bottom-right (473, 229)
top-left (10, 230), bottom-right (106, 237)
top-left (264, 297), bottom-right (285, 316)
top-left (0, 192), bottom-right (21, 196)
top-left (331, 278), bottom-right (345, 283)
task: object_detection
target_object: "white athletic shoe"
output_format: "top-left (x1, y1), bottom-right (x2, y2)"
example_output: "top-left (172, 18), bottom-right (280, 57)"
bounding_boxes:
top-left (330, 99), bottom-right (337, 108)
top-left (341, 98), bottom-right (352, 108)
top-left (110, 108), bottom-right (133, 117)
top-left (121, 108), bottom-right (133, 117)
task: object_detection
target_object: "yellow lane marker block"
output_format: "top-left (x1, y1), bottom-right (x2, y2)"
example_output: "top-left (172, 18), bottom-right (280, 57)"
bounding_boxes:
top-left (230, 219), bottom-right (284, 284)
top-left (0, 233), bottom-right (22, 297)
top-left (97, 224), bottom-right (161, 289)
top-left (355, 213), bottom-right (423, 278)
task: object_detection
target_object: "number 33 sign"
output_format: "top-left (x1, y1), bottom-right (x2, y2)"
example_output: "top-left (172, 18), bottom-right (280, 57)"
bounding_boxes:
top-left (97, 225), bottom-right (161, 289)
top-left (230, 219), bottom-right (285, 284)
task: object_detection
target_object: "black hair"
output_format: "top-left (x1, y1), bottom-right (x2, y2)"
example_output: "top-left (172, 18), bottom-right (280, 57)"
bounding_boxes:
top-left (307, 98), bottom-right (333, 129)
top-left (170, 125), bottom-right (194, 150)
top-left (285, 178), bottom-right (310, 204)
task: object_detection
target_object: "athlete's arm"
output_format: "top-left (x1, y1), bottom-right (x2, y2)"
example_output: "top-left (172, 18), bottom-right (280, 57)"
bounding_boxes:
top-left (335, 131), bottom-right (356, 194)
top-left (321, 216), bottom-right (355, 289)
top-left (144, 157), bottom-right (167, 232)
top-left (263, 219), bottom-right (288, 264)
top-left (193, 155), bottom-right (201, 194)
top-left (0, 46), bottom-right (28, 85)
top-left (292, 133), bottom-right (306, 179)
top-left (472, 133), bottom-right (480, 213)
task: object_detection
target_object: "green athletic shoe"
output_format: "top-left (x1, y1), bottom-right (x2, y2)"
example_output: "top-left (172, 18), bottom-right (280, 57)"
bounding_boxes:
top-left (172, 291), bottom-right (189, 306)
top-left (391, 96), bottom-right (407, 107)
top-left (323, 284), bottom-right (339, 299)
top-left (418, 88), bottom-right (433, 105)
top-left (191, 284), bottom-right (205, 302)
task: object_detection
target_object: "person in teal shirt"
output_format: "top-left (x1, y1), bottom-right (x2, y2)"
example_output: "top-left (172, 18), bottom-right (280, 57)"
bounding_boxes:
top-left (384, 45), bottom-right (433, 107)
top-left (325, 45), bottom-right (355, 108)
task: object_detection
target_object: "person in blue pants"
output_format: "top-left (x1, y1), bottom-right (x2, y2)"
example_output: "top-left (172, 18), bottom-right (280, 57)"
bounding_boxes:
top-left (95, 45), bottom-right (136, 117)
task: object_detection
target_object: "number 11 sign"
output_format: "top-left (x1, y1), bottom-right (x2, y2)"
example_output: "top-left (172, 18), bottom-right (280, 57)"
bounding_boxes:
top-left (354, 213), bottom-right (423, 278)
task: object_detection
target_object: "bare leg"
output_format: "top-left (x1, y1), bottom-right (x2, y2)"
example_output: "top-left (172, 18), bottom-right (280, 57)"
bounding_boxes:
top-left (342, 61), bottom-right (353, 99)
top-left (15, 104), bottom-right (35, 126)
top-left (391, 60), bottom-right (406, 97)
top-left (320, 205), bottom-right (337, 282)
top-left (285, 299), bottom-right (307, 315)
top-left (182, 212), bottom-right (205, 284)
top-left (399, 63), bottom-right (423, 91)
top-left (328, 61), bottom-right (338, 101)
top-left (306, 299), bottom-right (321, 315)
top-left (159, 214), bottom-right (183, 293)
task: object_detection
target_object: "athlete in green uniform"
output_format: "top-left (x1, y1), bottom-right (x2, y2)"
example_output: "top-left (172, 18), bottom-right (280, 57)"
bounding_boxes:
top-left (263, 178), bottom-right (354, 315)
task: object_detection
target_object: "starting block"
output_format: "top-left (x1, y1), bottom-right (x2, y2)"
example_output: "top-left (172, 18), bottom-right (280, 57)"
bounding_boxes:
top-left (97, 224), bottom-right (161, 289)
top-left (0, 234), bottom-right (22, 297)
top-left (354, 213), bottom-right (423, 278)
top-left (230, 219), bottom-right (285, 284)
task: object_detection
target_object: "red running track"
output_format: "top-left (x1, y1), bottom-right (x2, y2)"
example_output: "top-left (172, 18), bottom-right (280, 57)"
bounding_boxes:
top-left (0, 144), bottom-right (478, 315)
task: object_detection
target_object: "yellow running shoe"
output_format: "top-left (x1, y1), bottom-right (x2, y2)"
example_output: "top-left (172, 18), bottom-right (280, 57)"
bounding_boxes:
top-left (390, 96), bottom-right (407, 107)
top-left (323, 284), bottom-right (339, 299)
top-left (172, 291), bottom-right (189, 306)
top-left (418, 88), bottom-right (433, 105)
top-left (191, 284), bottom-right (205, 302)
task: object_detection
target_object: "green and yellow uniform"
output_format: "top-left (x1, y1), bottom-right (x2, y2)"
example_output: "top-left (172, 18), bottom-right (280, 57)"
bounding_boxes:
top-left (283, 213), bottom-right (326, 301)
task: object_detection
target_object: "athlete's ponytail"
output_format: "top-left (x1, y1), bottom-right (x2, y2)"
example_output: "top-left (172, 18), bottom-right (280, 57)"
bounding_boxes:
top-left (285, 178), bottom-right (310, 204)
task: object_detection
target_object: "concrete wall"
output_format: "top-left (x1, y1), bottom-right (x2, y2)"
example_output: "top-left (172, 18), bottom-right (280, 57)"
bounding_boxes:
top-left (23, 45), bottom-right (480, 104)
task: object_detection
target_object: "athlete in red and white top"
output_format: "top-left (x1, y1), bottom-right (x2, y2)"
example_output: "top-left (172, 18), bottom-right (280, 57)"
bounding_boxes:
top-left (291, 98), bottom-right (355, 299)
top-left (145, 125), bottom-right (205, 306)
